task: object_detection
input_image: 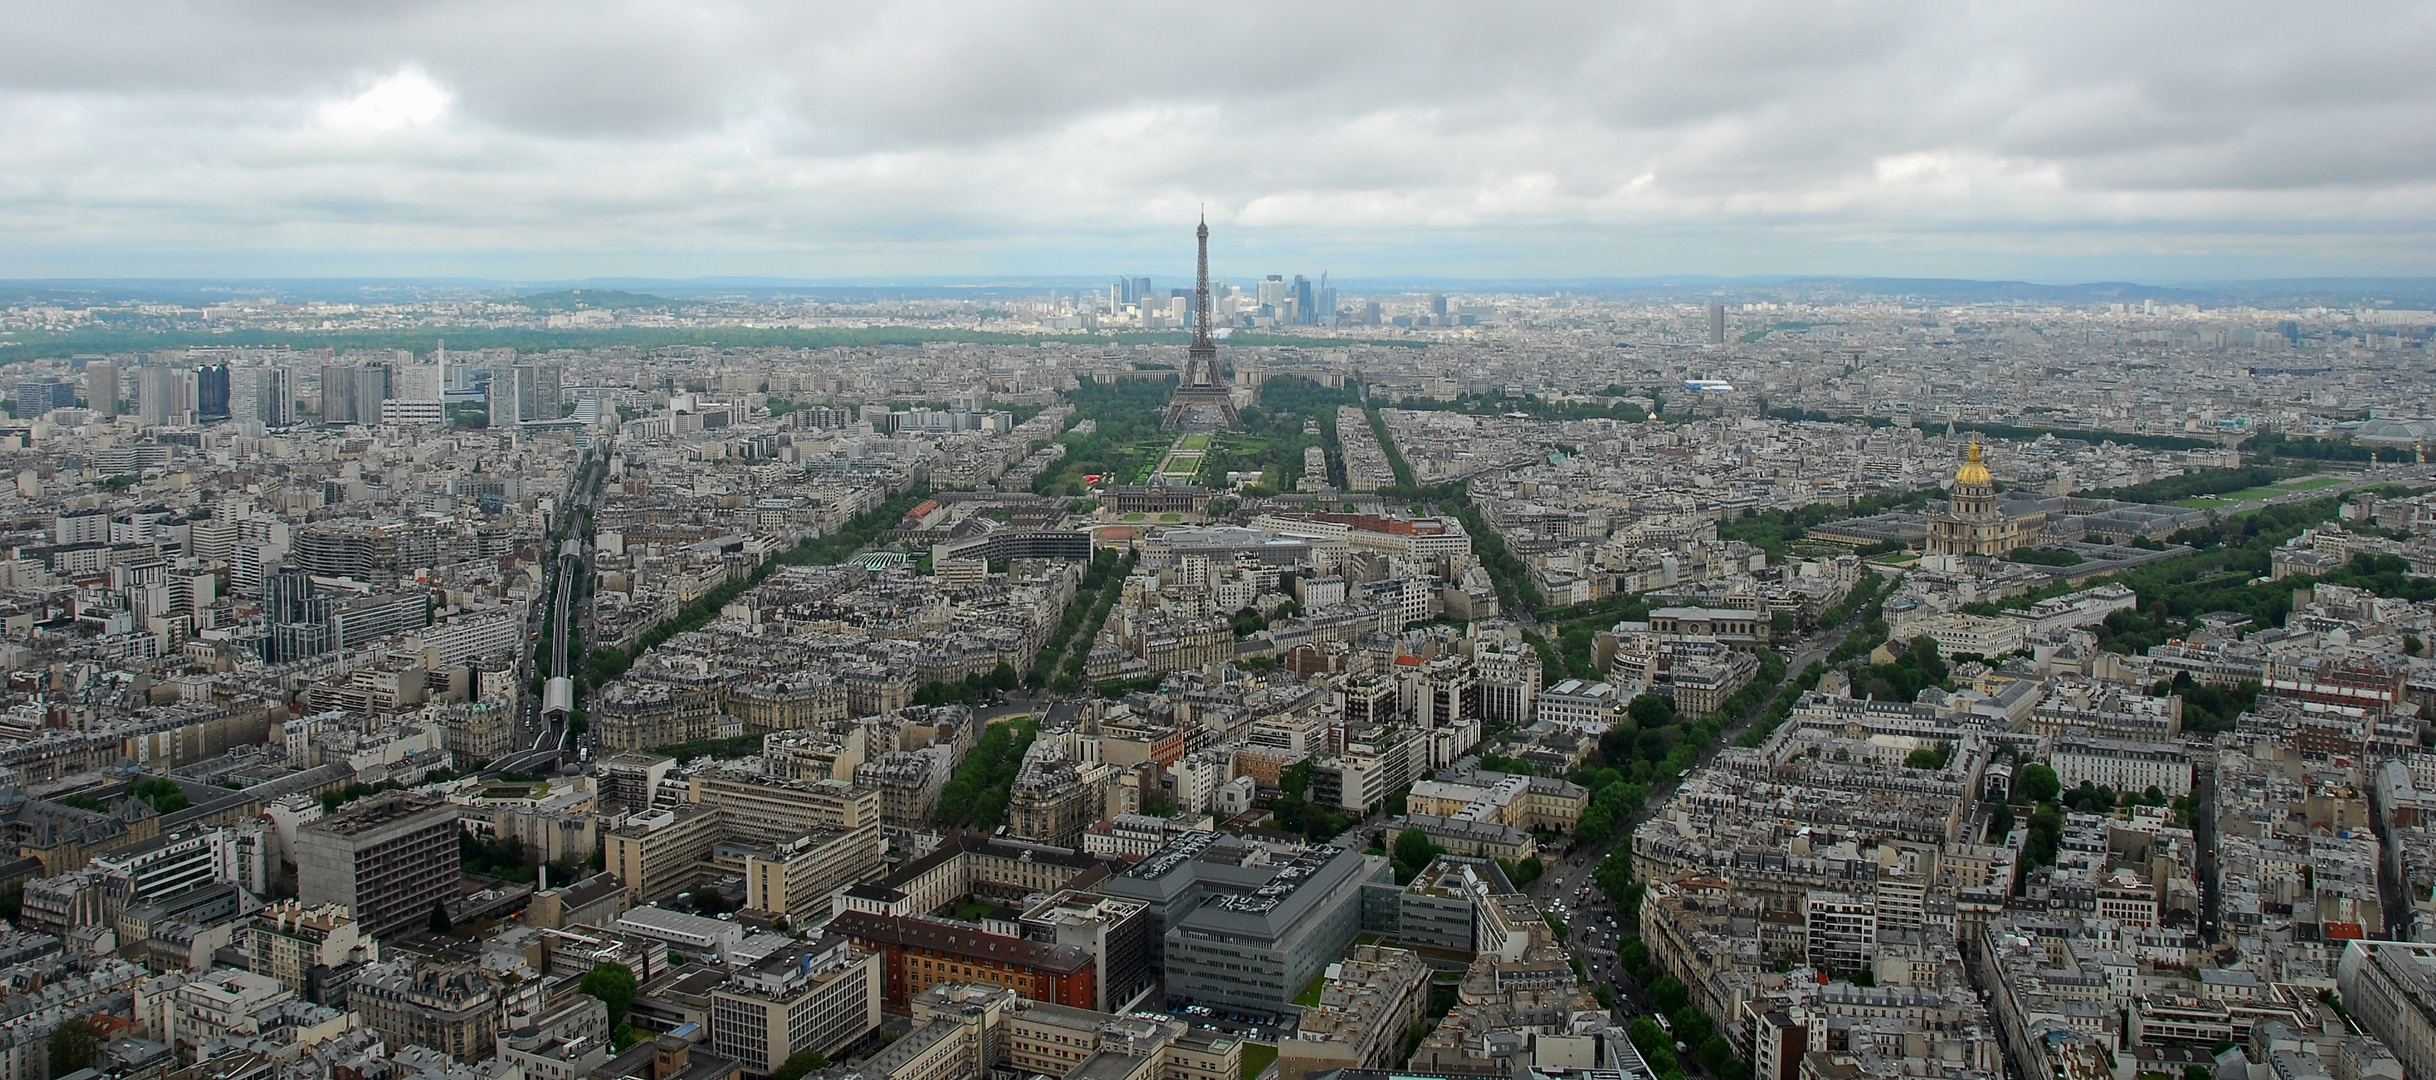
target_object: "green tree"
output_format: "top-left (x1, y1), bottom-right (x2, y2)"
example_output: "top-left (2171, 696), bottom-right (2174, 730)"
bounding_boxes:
top-left (774, 1050), bottom-right (831, 1080)
top-left (1699, 1037), bottom-right (1737, 1073)
top-left (1984, 801), bottom-right (2015, 841)
top-left (1393, 828), bottom-right (1442, 882)
top-left (1905, 742), bottom-right (1953, 770)
top-left (2015, 762), bottom-right (2061, 804)
top-left (1576, 806), bottom-right (1612, 843)
top-left (48, 1017), bottom-right (100, 1075)
top-left (128, 777), bottom-right (189, 815)
top-left (582, 961), bottom-right (640, 1027)
top-left (427, 901), bottom-right (452, 934)
top-left (1627, 694), bottom-right (1677, 728)
top-left (2025, 801), bottom-right (2066, 867)
top-left (1649, 976), bottom-right (1690, 1014)
top-left (588, 646), bottom-right (631, 684)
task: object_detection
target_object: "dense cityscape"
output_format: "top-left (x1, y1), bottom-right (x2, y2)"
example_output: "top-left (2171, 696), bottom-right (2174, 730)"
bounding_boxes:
top-left (0, 219), bottom-right (2428, 1080)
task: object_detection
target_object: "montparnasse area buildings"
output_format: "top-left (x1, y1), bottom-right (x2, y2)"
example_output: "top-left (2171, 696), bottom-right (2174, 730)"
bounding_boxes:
top-left (0, 228), bottom-right (2429, 1080)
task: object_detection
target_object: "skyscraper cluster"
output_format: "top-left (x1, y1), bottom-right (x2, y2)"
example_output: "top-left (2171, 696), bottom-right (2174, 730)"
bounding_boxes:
top-left (1112, 269), bottom-right (1341, 327)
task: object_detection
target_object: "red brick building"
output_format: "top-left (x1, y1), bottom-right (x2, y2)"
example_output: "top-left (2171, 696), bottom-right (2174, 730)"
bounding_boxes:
top-left (825, 910), bottom-right (1096, 1011)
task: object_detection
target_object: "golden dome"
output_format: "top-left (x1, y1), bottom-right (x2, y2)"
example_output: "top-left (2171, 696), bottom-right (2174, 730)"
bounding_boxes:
top-left (1954, 442), bottom-right (1992, 487)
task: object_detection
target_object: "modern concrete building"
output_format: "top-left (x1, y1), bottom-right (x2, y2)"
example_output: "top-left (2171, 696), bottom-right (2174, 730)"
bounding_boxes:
top-left (687, 774), bottom-right (882, 848)
top-left (1395, 858), bottom-right (1511, 954)
top-left (729, 829), bottom-right (882, 918)
top-left (1102, 833), bottom-right (1390, 1013)
top-left (709, 936), bottom-right (884, 1076)
top-left (1017, 890), bottom-right (1156, 1014)
top-left (596, 751), bottom-right (678, 813)
top-left (293, 793), bottom-right (460, 938)
top-left (617, 907), bottom-right (748, 961)
top-left (604, 804), bottom-right (724, 904)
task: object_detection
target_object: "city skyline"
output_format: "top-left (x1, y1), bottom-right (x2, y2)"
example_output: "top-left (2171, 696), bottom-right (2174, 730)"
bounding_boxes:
top-left (4, 3), bottom-right (2434, 281)
top-left (13, 5), bottom-right (2436, 1074)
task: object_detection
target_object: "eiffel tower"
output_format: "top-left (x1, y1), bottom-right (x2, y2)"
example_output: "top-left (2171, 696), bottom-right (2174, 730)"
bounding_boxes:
top-left (1162, 215), bottom-right (1240, 430)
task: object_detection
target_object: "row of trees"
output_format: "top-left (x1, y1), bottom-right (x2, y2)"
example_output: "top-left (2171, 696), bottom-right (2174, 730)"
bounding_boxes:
top-left (1060, 552), bottom-right (1141, 693)
top-left (935, 719), bottom-right (1038, 831)
top-left (1028, 549), bottom-right (1133, 690)
top-left (1736, 573), bottom-right (1889, 749)
top-left (2081, 464), bottom-right (2298, 504)
top-left (1715, 493), bottom-right (1932, 563)
top-left (1578, 551), bottom-right (1924, 1080)
top-left (908, 662), bottom-right (1021, 707)
top-left (1391, 391), bottom-right (1650, 425)
top-left (2245, 432), bottom-right (2416, 463)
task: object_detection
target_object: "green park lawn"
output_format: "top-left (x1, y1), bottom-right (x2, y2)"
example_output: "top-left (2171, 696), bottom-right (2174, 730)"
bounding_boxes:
top-left (2173, 475), bottom-right (2342, 508)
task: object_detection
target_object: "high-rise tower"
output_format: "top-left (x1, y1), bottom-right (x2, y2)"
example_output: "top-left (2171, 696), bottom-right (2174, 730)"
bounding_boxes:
top-left (1164, 215), bottom-right (1239, 430)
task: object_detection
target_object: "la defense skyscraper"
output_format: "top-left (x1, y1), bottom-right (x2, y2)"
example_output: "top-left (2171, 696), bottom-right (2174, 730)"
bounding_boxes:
top-left (1162, 216), bottom-right (1241, 430)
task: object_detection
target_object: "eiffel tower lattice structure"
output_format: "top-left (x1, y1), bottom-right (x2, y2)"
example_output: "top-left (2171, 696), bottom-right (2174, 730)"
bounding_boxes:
top-left (1162, 216), bottom-right (1240, 431)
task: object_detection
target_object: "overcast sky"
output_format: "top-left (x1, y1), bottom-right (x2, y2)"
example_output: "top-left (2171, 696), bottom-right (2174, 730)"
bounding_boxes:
top-left (3, 1), bottom-right (2434, 282)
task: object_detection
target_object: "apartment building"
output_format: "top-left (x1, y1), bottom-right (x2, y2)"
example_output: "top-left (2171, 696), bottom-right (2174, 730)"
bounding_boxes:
top-left (727, 828), bottom-right (883, 917)
top-left (293, 793), bottom-right (460, 938)
top-left (825, 910), bottom-right (1098, 1012)
top-left (710, 937), bottom-right (884, 1075)
top-left (238, 900), bottom-right (377, 1003)
top-left (350, 958), bottom-right (500, 1065)
top-left (604, 804), bottom-right (725, 904)
top-left (688, 773), bottom-right (883, 848)
top-left (1276, 945), bottom-right (1430, 1080)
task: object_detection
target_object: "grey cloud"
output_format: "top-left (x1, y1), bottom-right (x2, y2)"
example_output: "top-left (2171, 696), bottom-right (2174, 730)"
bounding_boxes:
top-left (0, 0), bottom-right (2433, 277)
